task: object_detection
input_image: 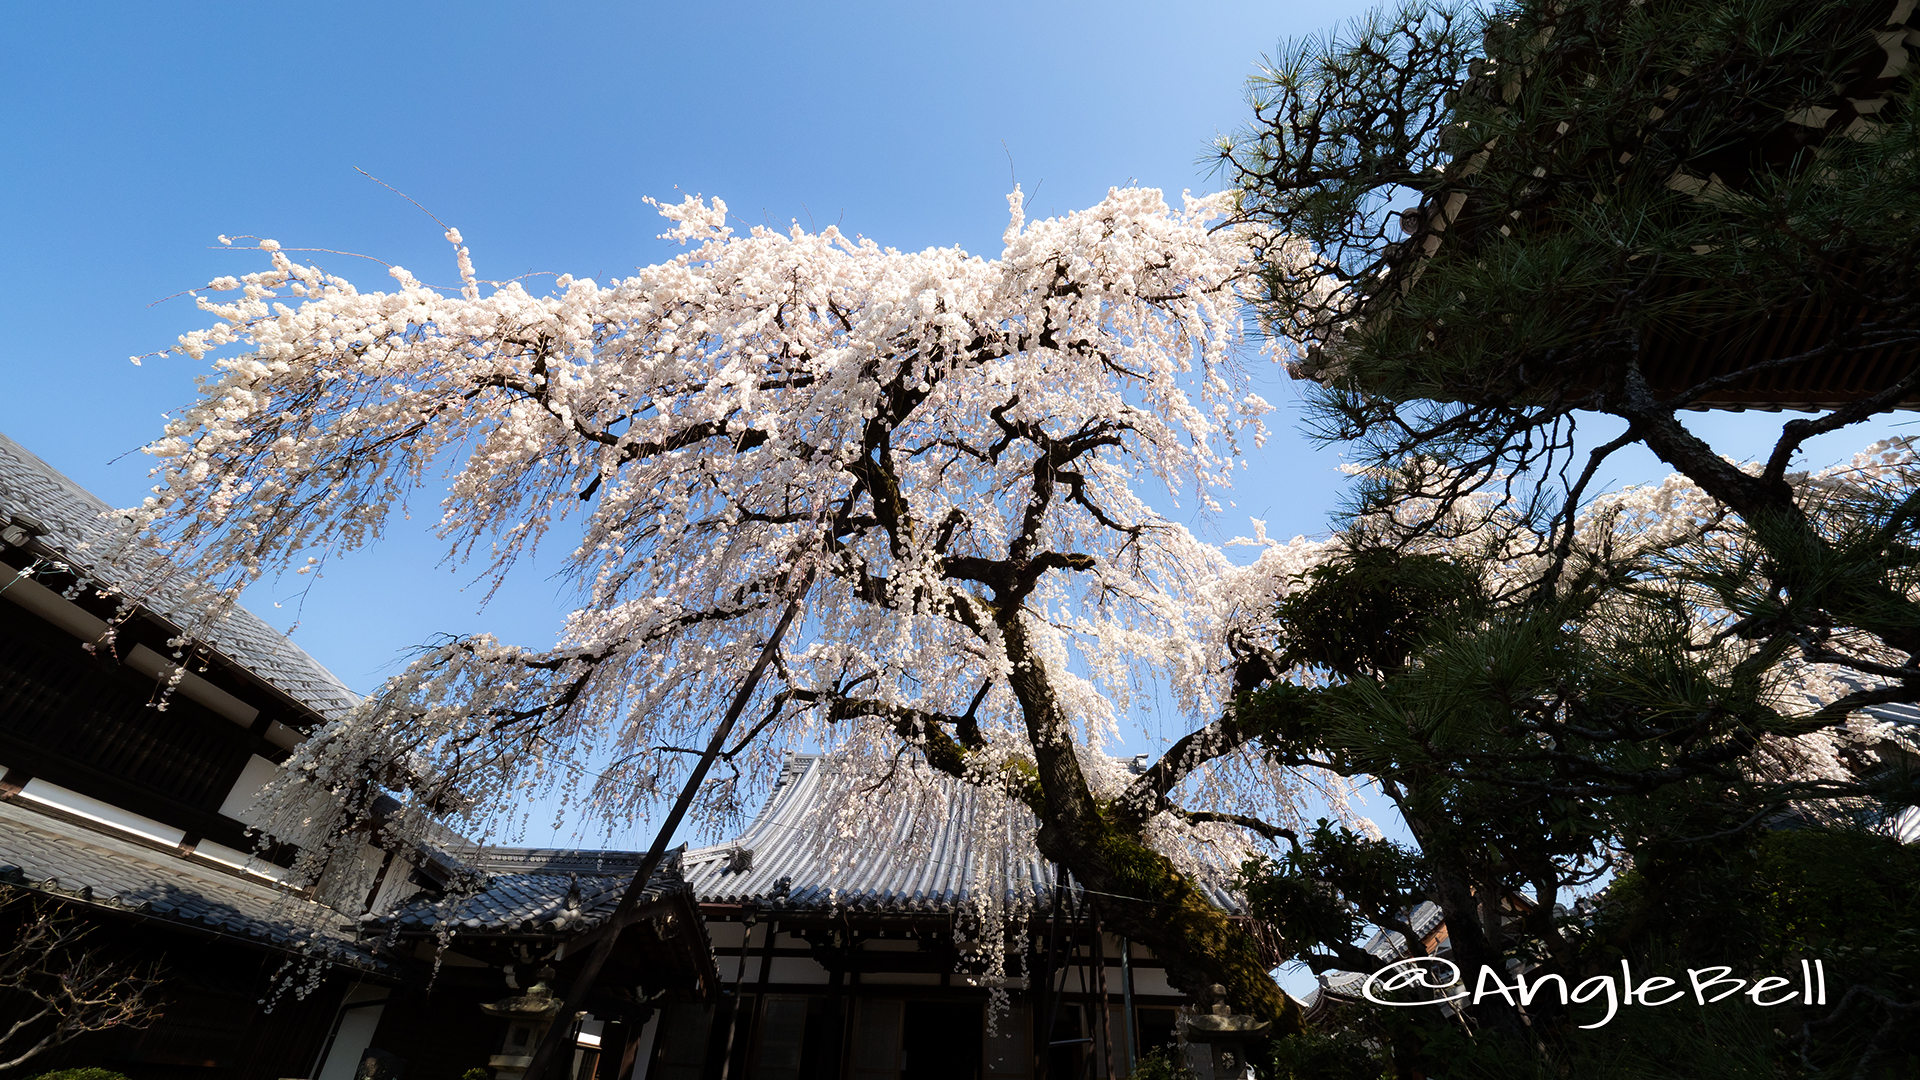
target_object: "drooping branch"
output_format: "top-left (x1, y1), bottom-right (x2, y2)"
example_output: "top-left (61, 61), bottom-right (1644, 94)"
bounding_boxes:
top-left (791, 687), bottom-right (1045, 812)
top-left (1173, 808), bottom-right (1301, 849)
top-left (1112, 683), bottom-right (1317, 833)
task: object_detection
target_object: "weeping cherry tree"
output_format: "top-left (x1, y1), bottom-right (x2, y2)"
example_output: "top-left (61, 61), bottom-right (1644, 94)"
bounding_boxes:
top-left (124, 187), bottom-right (1336, 1028)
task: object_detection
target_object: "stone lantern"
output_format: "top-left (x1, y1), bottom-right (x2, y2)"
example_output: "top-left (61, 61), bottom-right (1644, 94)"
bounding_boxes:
top-left (1183, 985), bottom-right (1272, 1080)
top-left (482, 966), bottom-right (566, 1080)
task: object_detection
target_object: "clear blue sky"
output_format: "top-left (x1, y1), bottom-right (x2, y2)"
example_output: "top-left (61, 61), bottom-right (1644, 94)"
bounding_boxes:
top-left (1, 0), bottom-right (1388, 699)
top-left (2, 2), bottom-right (1904, 857)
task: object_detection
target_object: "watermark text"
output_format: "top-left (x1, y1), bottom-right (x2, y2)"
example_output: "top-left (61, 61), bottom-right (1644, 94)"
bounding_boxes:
top-left (1360, 957), bottom-right (1827, 1029)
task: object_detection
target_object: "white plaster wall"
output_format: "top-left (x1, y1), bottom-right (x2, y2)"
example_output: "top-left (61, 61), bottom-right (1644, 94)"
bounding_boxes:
top-left (194, 838), bottom-right (292, 882)
top-left (706, 922), bottom-right (748, 948)
top-left (217, 754), bottom-right (281, 823)
top-left (368, 850), bottom-right (419, 913)
top-left (628, 1011), bottom-right (660, 1080)
top-left (316, 984), bottom-right (390, 1080)
top-left (17, 778), bottom-right (184, 847)
top-left (1127, 966), bottom-right (1176, 997)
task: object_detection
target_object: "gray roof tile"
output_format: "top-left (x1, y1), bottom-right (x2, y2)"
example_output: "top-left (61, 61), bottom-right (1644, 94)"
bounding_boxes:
top-left (0, 430), bottom-right (359, 720)
top-left (377, 754), bottom-right (1247, 937)
top-left (379, 848), bottom-right (687, 936)
top-left (0, 800), bottom-right (379, 968)
top-left (680, 754), bottom-right (1244, 915)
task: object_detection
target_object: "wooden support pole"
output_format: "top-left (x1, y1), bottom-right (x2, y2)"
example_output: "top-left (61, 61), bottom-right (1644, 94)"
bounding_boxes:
top-left (1091, 914), bottom-right (1112, 1080)
top-left (718, 916), bottom-right (760, 1080)
top-left (1119, 936), bottom-right (1137, 1076)
top-left (521, 577), bottom-right (813, 1080)
top-left (1038, 864), bottom-right (1068, 1080)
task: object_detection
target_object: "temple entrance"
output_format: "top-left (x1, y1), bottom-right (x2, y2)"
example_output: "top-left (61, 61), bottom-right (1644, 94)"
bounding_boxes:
top-left (901, 1001), bottom-right (983, 1080)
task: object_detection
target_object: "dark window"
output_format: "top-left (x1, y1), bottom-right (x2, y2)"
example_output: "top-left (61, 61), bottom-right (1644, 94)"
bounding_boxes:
top-left (1135, 1008), bottom-right (1178, 1057)
top-left (902, 1001), bottom-right (982, 1080)
top-left (753, 996), bottom-right (809, 1080)
top-left (654, 1003), bottom-right (713, 1080)
top-left (0, 600), bottom-right (251, 812)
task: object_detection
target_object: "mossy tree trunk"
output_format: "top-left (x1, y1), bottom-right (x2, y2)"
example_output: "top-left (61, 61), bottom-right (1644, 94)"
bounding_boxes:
top-left (803, 410), bottom-right (1319, 1031)
top-left (835, 608), bottom-right (1314, 1031)
top-left (1035, 813), bottom-right (1307, 1035)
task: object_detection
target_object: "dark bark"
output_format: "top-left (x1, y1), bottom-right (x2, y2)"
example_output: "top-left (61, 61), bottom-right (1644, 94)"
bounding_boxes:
top-left (1398, 811), bottom-right (1528, 1039)
top-left (1032, 813), bottom-right (1307, 1034)
top-left (1614, 371), bottom-right (1920, 662)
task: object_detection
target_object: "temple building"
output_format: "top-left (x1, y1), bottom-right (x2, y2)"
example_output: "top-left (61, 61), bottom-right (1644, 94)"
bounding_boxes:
top-left (368, 846), bottom-right (717, 1080)
top-left (0, 430), bottom-right (408, 1078)
top-left (669, 753), bottom-right (1207, 1080)
top-left (0, 430), bottom-right (1257, 1080)
top-left (360, 753), bottom-right (1245, 1080)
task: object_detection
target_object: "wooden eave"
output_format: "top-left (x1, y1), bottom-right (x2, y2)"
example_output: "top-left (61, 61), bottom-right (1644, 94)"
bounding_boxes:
top-left (1313, 0), bottom-right (1920, 412)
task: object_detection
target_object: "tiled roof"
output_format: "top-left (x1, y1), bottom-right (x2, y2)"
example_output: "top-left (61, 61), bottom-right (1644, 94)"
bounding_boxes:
top-left (382, 754), bottom-right (1247, 934)
top-left (0, 799), bottom-right (379, 968)
top-left (680, 753), bottom-right (1244, 916)
top-left (1316, 901), bottom-right (1447, 1002)
top-left (1892, 806), bottom-right (1920, 844)
top-left (452, 846), bottom-right (649, 877)
top-left (379, 848), bottom-right (686, 936)
top-left (1865, 700), bottom-right (1920, 730)
top-left (0, 430), bottom-right (360, 720)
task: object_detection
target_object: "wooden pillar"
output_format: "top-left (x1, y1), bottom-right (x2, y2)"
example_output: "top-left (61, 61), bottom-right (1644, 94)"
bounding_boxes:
top-left (1090, 921), bottom-right (1112, 1080)
top-left (718, 916), bottom-right (757, 1080)
top-left (743, 917), bottom-right (779, 1080)
top-left (813, 938), bottom-right (848, 1080)
top-left (1119, 939), bottom-right (1137, 1076)
top-left (1037, 866), bottom-right (1068, 1080)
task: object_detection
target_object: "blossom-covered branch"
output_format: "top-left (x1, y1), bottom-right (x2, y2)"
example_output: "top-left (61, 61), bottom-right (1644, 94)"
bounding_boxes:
top-left (130, 187), bottom-right (1338, 1023)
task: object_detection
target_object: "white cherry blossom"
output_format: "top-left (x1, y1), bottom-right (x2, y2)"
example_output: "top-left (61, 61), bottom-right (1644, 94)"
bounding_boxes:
top-left (127, 188), bottom-right (1322, 902)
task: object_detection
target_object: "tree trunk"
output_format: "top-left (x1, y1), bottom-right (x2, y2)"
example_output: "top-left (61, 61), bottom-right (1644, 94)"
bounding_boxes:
top-left (1400, 810), bottom-right (1525, 1039)
top-left (997, 613), bottom-right (1305, 1032)
top-left (1034, 815), bottom-right (1307, 1035)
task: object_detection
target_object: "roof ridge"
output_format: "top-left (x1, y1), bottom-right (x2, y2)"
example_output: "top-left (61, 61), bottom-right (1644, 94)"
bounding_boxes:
top-left (0, 429), bottom-right (361, 719)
